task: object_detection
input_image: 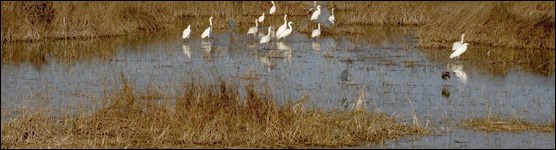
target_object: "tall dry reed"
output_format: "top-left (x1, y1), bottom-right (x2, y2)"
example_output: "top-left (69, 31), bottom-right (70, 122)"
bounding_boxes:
top-left (1, 76), bottom-right (428, 148)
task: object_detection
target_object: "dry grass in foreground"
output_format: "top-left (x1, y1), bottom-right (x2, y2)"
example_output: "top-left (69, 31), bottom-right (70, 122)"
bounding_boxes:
top-left (1, 76), bottom-right (428, 148)
top-left (460, 117), bottom-right (555, 133)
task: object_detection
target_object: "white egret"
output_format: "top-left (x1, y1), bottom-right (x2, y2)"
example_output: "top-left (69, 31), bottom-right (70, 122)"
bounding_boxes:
top-left (452, 34), bottom-right (465, 51)
top-left (258, 12), bottom-right (265, 23)
top-left (201, 16), bottom-right (213, 39)
top-left (310, 5), bottom-right (321, 21)
top-left (449, 43), bottom-right (469, 59)
top-left (329, 8), bottom-right (335, 24)
top-left (269, 1), bottom-right (276, 15)
top-left (276, 15), bottom-right (288, 37)
top-left (311, 23), bottom-right (321, 38)
top-left (182, 25), bottom-right (191, 39)
top-left (277, 21), bottom-right (293, 40)
top-left (247, 19), bottom-right (258, 36)
top-left (260, 26), bottom-right (272, 44)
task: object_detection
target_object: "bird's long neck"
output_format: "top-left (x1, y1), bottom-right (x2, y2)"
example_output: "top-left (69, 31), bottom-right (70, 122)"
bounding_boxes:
top-left (272, 1), bottom-right (274, 5)
top-left (284, 15), bottom-right (287, 23)
top-left (267, 28), bottom-right (272, 36)
top-left (317, 23), bottom-right (320, 29)
top-left (255, 20), bottom-right (258, 27)
top-left (461, 34), bottom-right (465, 43)
top-left (288, 23), bottom-right (292, 29)
top-left (332, 9), bottom-right (334, 15)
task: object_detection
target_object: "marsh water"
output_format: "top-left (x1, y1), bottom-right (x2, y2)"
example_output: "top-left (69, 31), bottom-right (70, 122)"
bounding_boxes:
top-left (2, 16), bottom-right (555, 148)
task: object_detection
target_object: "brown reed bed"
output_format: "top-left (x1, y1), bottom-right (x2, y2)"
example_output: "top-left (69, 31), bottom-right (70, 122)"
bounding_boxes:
top-left (2, 1), bottom-right (553, 50)
top-left (1, 75), bottom-right (429, 148)
top-left (460, 117), bottom-right (555, 133)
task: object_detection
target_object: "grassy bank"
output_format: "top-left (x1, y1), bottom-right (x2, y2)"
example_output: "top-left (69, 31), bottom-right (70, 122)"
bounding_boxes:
top-left (1, 1), bottom-right (554, 50)
top-left (1, 76), bottom-right (429, 148)
top-left (460, 117), bottom-right (555, 133)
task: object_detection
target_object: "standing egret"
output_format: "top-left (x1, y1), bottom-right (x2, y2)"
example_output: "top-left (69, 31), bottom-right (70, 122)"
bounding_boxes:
top-left (329, 8), bottom-right (335, 24)
top-left (310, 5), bottom-right (321, 21)
top-left (201, 16), bottom-right (213, 39)
top-left (182, 25), bottom-right (191, 39)
top-left (452, 34), bottom-right (465, 51)
top-left (258, 12), bottom-right (265, 23)
top-left (311, 23), bottom-right (321, 38)
top-left (450, 43), bottom-right (469, 59)
top-left (247, 19), bottom-right (258, 36)
top-left (277, 22), bottom-right (293, 40)
top-left (260, 26), bottom-right (273, 44)
top-left (269, 1), bottom-right (276, 15)
top-left (276, 15), bottom-right (288, 37)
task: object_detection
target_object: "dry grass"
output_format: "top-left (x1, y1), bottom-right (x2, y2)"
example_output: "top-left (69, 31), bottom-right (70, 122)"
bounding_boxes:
top-left (417, 1), bottom-right (555, 50)
top-left (1, 75), bottom-right (429, 148)
top-left (460, 117), bottom-right (555, 133)
top-left (2, 1), bottom-right (553, 50)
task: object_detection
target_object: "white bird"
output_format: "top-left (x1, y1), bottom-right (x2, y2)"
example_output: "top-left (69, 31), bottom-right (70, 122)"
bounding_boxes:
top-left (269, 1), bottom-right (276, 15)
top-left (450, 43), bottom-right (469, 59)
top-left (260, 26), bottom-right (272, 44)
top-left (276, 15), bottom-right (288, 37)
top-left (329, 8), bottom-right (335, 24)
top-left (452, 34), bottom-right (465, 51)
top-left (247, 19), bottom-right (258, 36)
top-left (201, 16), bottom-right (213, 39)
top-left (258, 12), bottom-right (265, 23)
top-left (311, 5), bottom-right (321, 21)
top-left (277, 21), bottom-right (293, 40)
top-left (311, 23), bottom-right (321, 38)
top-left (182, 25), bottom-right (191, 39)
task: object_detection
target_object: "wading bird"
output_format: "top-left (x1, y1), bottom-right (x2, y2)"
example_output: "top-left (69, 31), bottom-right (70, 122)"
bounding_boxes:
top-left (277, 22), bottom-right (293, 40)
top-left (276, 15), bottom-right (288, 37)
top-left (311, 23), bottom-right (321, 38)
top-left (311, 5), bottom-right (321, 21)
top-left (450, 43), bottom-right (469, 59)
top-left (269, 1), bottom-right (276, 15)
top-left (258, 12), bottom-right (265, 23)
top-left (247, 19), bottom-right (258, 37)
top-left (182, 25), bottom-right (191, 39)
top-left (260, 26), bottom-right (273, 44)
top-left (452, 34), bottom-right (465, 51)
top-left (329, 8), bottom-right (335, 24)
top-left (201, 16), bottom-right (213, 39)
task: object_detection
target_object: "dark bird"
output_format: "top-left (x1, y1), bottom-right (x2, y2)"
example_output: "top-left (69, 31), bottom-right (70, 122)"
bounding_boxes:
top-left (442, 71), bottom-right (450, 80)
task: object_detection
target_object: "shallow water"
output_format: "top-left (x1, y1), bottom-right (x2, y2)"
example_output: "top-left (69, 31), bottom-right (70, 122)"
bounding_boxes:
top-left (2, 20), bottom-right (555, 148)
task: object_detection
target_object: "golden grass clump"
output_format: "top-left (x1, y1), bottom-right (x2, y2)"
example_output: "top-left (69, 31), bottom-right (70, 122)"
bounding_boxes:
top-left (460, 117), bottom-right (555, 133)
top-left (1, 76), bottom-right (428, 148)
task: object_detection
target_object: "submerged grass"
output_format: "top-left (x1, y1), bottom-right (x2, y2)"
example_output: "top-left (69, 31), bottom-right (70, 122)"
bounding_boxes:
top-left (460, 117), bottom-right (555, 133)
top-left (2, 1), bottom-right (554, 50)
top-left (1, 75), bottom-right (428, 148)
